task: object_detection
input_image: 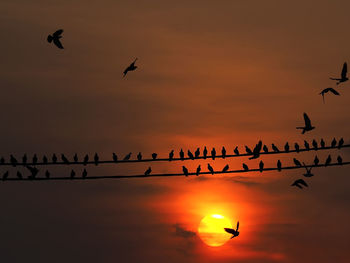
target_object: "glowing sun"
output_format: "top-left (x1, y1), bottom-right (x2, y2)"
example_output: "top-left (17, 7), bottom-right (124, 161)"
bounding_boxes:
top-left (198, 214), bottom-right (232, 247)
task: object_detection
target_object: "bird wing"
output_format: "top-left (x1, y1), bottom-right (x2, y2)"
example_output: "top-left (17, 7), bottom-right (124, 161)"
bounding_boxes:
top-left (47, 35), bottom-right (53, 43)
top-left (341, 62), bottom-right (347, 79)
top-left (298, 179), bottom-right (308, 187)
top-left (224, 228), bottom-right (235, 235)
top-left (303, 113), bottom-right (311, 127)
top-left (53, 29), bottom-right (64, 37)
top-left (328, 88), bottom-right (340, 95)
top-left (53, 38), bottom-right (64, 49)
top-left (236, 221), bottom-right (239, 231)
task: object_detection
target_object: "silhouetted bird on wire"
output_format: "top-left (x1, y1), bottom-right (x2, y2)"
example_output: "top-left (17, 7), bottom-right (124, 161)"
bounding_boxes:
top-left (249, 141), bottom-right (262, 160)
top-left (82, 169), bottom-right (88, 178)
top-left (277, 160), bottom-right (282, 171)
top-left (123, 58), bottom-right (138, 77)
top-left (182, 166), bottom-right (189, 177)
top-left (224, 221), bottom-right (239, 239)
top-left (113, 153), bottom-right (118, 162)
top-left (222, 164), bottom-right (229, 173)
top-left (294, 143), bottom-right (300, 153)
top-left (304, 140), bottom-right (310, 151)
top-left (22, 154), bottom-right (27, 165)
top-left (312, 139), bottom-right (318, 150)
top-left (284, 142), bottom-right (290, 152)
top-left (152, 153), bottom-right (157, 160)
top-left (0, 157), bottom-right (5, 164)
top-left (83, 154), bottom-right (89, 165)
top-left (179, 149), bottom-right (185, 160)
top-left (45, 170), bottom-right (50, 179)
top-left (291, 179), bottom-right (308, 189)
top-left (61, 154), bottom-right (69, 164)
top-left (203, 147), bottom-right (208, 159)
top-left (17, 171), bottom-right (22, 179)
top-left (47, 29), bottom-right (64, 49)
top-left (272, 144), bottom-right (279, 152)
top-left (319, 87), bottom-right (340, 103)
top-left (169, 150), bottom-right (174, 161)
top-left (187, 150), bottom-right (194, 160)
top-left (94, 153), bottom-right (99, 165)
top-left (338, 138), bottom-right (344, 149)
top-left (208, 164), bottom-right (214, 175)
top-left (234, 146), bottom-right (239, 155)
top-left (123, 153), bottom-right (132, 161)
top-left (330, 62), bottom-right (348, 85)
top-left (245, 146), bottom-right (252, 155)
top-left (70, 170), bottom-right (75, 179)
top-left (33, 154), bottom-right (38, 165)
top-left (293, 158), bottom-right (302, 167)
top-left (320, 139), bottom-right (325, 148)
top-left (314, 155), bottom-right (319, 166)
top-left (211, 148), bottom-right (216, 160)
top-left (137, 152), bottom-right (142, 161)
top-left (10, 155), bottom-right (17, 167)
top-left (222, 147), bottom-right (226, 159)
top-left (144, 167), bottom-right (152, 176)
top-left (73, 154), bottom-right (78, 163)
top-left (259, 161), bottom-right (264, 173)
top-left (195, 148), bottom-right (200, 159)
top-left (26, 166), bottom-right (39, 179)
top-left (331, 138), bottom-right (337, 148)
top-left (242, 163), bottom-right (249, 171)
top-left (2, 171), bottom-right (9, 181)
top-left (263, 145), bottom-right (269, 153)
top-left (196, 165), bottom-right (201, 176)
top-left (325, 155), bottom-right (332, 166)
top-left (296, 113), bottom-right (315, 134)
top-left (52, 154), bottom-right (57, 163)
top-left (337, 155), bottom-right (343, 165)
top-left (43, 155), bottom-right (48, 164)
top-left (302, 163), bottom-right (314, 177)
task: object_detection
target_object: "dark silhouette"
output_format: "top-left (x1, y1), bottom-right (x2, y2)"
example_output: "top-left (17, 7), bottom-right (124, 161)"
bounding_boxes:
top-left (144, 167), bottom-right (152, 176)
top-left (203, 146), bottom-right (208, 159)
top-left (263, 145), bottom-right (269, 153)
top-left (222, 147), bottom-right (226, 159)
top-left (259, 161), bottom-right (264, 173)
top-left (45, 170), bottom-right (50, 179)
top-left (113, 153), bottom-right (118, 162)
top-left (222, 164), bottom-right (229, 173)
top-left (294, 143), bottom-right (300, 153)
top-left (94, 153), bottom-right (99, 165)
top-left (291, 179), bottom-right (308, 189)
top-left (0, 157), bottom-right (5, 164)
top-left (82, 169), bottom-right (88, 178)
top-left (331, 138), bottom-right (337, 148)
top-left (302, 163), bottom-right (314, 177)
top-left (2, 171), bottom-right (9, 181)
top-left (296, 113), bottom-right (315, 134)
top-left (196, 165), bottom-right (201, 176)
top-left (249, 140), bottom-right (262, 160)
top-left (277, 160), bottom-right (282, 171)
top-left (293, 158), bottom-right (302, 167)
top-left (33, 154), bottom-right (38, 165)
top-left (314, 155), bottom-right (319, 166)
top-left (123, 58), bottom-right (138, 77)
top-left (83, 154), bottom-right (89, 165)
top-left (43, 155), bottom-right (48, 164)
top-left (319, 87), bottom-right (340, 103)
top-left (325, 155), bottom-right (332, 166)
top-left (320, 139), bottom-right (325, 148)
top-left (312, 139), bottom-right (318, 150)
top-left (224, 221), bottom-right (239, 239)
top-left (272, 144), bottom-right (279, 152)
top-left (52, 154), bottom-right (57, 163)
top-left (182, 166), bottom-right (189, 177)
top-left (234, 146), bottom-right (239, 155)
top-left (26, 166), bottom-right (39, 179)
top-left (187, 150), bottom-right (194, 160)
top-left (330, 62), bottom-right (348, 85)
top-left (169, 150), bottom-right (174, 161)
top-left (195, 148), bottom-right (200, 159)
top-left (284, 142), bottom-right (290, 152)
top-left (123, 152), bottom-right (132, 161)
top-left (245, 146), bottom-right (253, 154)
top-left (338, 138), bottom-right (344, 149)
top-left (73, 154), bottom-right (78, 163)
top-left (70, 170), bottom-right (76, 179)
top-left (152, 153), bottom-right (157, 160)
top-left (47, 29), bottom-right (64, 49)
top-left (242, 163), bottom-right (249, 171)
top-left (10, 155), bottom-right (17, 167)
top-left (337, 155), bottom-right (343, 165)
top-left (61, 154), bottom-right (69, 164)
top-left (22, 154), bottom-right (27, 165)
top-left (179, 149), bottom-right (185, 160)
top-left (304, 140), bottom-right (310, 151)
top-left (16, 171), bottom-right (22, 179)
top-left (211, 148), bottom-right (216, 160)
top-left (208, 164), bottom-right (214, 175)
top-left (137, 152), bottom-right (142, 161)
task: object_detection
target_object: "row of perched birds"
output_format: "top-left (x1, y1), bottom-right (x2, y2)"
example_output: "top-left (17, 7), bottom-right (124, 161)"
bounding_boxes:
top-left (2, 138), bottom-right (345, 167)
top-left (2, 167), bottom-right (88, 180)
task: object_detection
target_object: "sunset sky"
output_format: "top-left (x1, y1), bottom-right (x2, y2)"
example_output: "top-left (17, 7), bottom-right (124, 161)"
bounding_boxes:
top-left (0, 0), bottom-right (350, 262)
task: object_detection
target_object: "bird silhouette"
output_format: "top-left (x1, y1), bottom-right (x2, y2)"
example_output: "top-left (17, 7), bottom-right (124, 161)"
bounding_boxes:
top-left (16, 171), bottom-right (22, 179)
top-left (169, 150), bottom-right (174, 161)
top-left (294, 143), bottom-right (300, 153)
top-left (113, 153), bottom-right (118, 162)
top-left (26, 166), bottom-right (39, 179)
top-left (320, 139), bottom-right (325, 148)
top-left (94, 153), bottom-right (99, 165)
top-left (32, 154), bottom-right (38, 165)
top-left (45, 170), bottom-right (50, 179)
top-left (291, 179), bottom-right (308, 189)
top-left (137, 152), bottom-right (142, 161)
top-left (271, 144), bottom-right (279, 152)
top-left (0, 157), bottom-right (5, 164)
top-left (42, 155), bottom-right (48, 164)
top-left (330, 62), bottom-right (348, 85)
top-left (144, 167), bottom-right (152, 176)
top-left (222, 164), bottom-right (229, 173)
top-left (182, 166), bottom-right (189, 177)
top-left (325, 155), bottom-right (332, 166)
top-left (312, 139), bottom-right (318, 150)
top-left (73, 154), bottom-right (78, 163)
top-left (2, 171), bottom-right (9, 181)
top-left (304, 140), bottom-right (310, 151)
top-left (338, 138), bottom-right (344, 149)
top-left (196, 165), bottom-right (201, 176)
top-left (82, 169), bottom-right (88, 178)
top-left (224, 221), bottom-right (239, 239)
top-left (10, 155), bottom-right (17, 167)
top-left (152, 153), bottom-right (157, 160)
top-left (187, 150), bottom-right (194, 160)
top-left (337, 155), bottom-right (343, 165)
top-left (314, 155), bottom-right (319, 166)
top-left (259, 161), bottom-right (264, 173)
top-left (47, 29), bottom-right (64, 49)
top-left (249, 140), bottom-right (262, 160)
top-left (123, 58), bottom-right (138, 77)
top-left (208, 164), bottom-right (214, 175)
top-left (242, 163), bottom-right (249, 171)
top-left (52, 154), bottom-right (57, 163)
top-left (194, 148), bottom-right (200, 158)
top-left (263, 145), bottom-right (269, 153)
top-left (83, 154), bottom-right (89, 165)
top-left (245, 146), bottom-right (252, 155)
top-left (179, 149), bottom-right (185, 160)
top-left (123, 153), bottom-right (132, 161)
top-left (234, 146), bottom-right (239, 155)
top-left (203, 147), bottom-right (208, 159)
top-left (22, 154), bottom-right (27, 165)
top-left (277, 160), bottom-right (282, 171)
top-left (296, 113), bottom-right (315, 134)
top-left (70, 169), bottom-right (76, 179)
top-left (302, 163), bottom-right (314, 177)
top-left (222, 147), bottom-right (226, 159)
top-left (211, 148), bottom-right (216, 160)
top-left (319, 87), bottom-right (340, 103)
top-left (61, 154), bottom-right (69, 164)
top-left (331, 138), bottom-right (337, 148)
top-left (284, 142), bottom-right (290, 152)
top-left (293, 158), bottom-right (302, 167)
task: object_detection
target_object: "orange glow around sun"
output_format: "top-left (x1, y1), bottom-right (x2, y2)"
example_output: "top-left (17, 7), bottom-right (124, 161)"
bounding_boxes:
top-left (198, 214), bottom-right (233, 247)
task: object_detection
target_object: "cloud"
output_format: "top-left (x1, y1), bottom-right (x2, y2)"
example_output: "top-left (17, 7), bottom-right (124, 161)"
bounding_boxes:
top-left (174, 224), bottom-right (196, 239)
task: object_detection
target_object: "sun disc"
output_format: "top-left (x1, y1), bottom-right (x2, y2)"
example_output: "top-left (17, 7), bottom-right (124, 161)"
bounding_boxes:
top-left (198, 214), bottom-right (232, 247)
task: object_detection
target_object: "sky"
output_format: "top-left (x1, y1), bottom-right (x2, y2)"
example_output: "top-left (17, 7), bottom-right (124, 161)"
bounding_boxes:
top-left (0, 0), bottom-right (350, 262)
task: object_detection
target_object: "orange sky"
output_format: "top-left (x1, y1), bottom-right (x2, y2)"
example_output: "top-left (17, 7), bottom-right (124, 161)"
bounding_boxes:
top-left (0, 0), bottom-right (349, 262)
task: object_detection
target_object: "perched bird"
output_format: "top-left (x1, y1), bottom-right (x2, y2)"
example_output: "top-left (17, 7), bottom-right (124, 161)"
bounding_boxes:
top-left (263, 145), bottom-right (269, 153)
top-left (222, 147), bottom-right (226, 159)
top-left (179, 149), bottom-right (185, 160)
top-left (234, 146), bottom-right (239, 155)
top-left (113, 153), bottom-right (118, 162)
top-left (182, 166), bottom-right (189, 177)
top-left (304, 140), bottom-right (310, 151)
top-left (16, 171), bottom-right (23, 179)
top-left (296, 113), bottom-right (315, 134)
top-left (259, 161), bottom-right (264, 173)
top-left (152, 153), bottom-right (157, 160)
top-left (94, 153), bottom-right (99, 166)
top-left (211, 148), bottom-right (216, 160)
top-left (61, 154), bottom-right (69, 164)
top-left (325, 155), bottom-right (332, 166)
top-left (294, 143), bottom-right (300, 153)
top-left (242, 163), bottom-right (249, 171)
top-left (123, 58), bottom-right (138, 77)
top-left (277, 160), bottom-right (282, 172)
top-left (291, 179), bottom-right (308, 189)
top-left (123, 153), bottom-right (132, 161)
top-left (302, 163), bottom-right (314, 177)
top-left (169, 150), bottom-right (174, 161)
top-left (314, 155), bottom-right (320, 166)
top-left (82, 169), bottom-right (88, 178)
top-left (331, 138), bottom-right (337, 148)
top-left (284, 142), bottom-right (290, 152)
top-left (73, 154), bottom-right (78, 163)
top-left (338, 138), bottom-right (344, 149)
top-left (137, 152), bottom-right (142, 161)
top-left (0, 157), bottom-right (5, 164)
top-left (203, 147), bottom-right (208, 159)
top-left (187, 150), bottom-right (194, 160)
top-left (312, 139), bottom-right (318, 150)
top-left (26, 166), bottom-right (39, 179)
top-left (208, 164), bottom-right (214, 175)
top-left (52, 154), bottom-right (57, 163)
top-left (194, 148), bottom-right (200, 159)
top-left (32, 154), bottom-right (38, 165)
top-left (245, 146), bottom-right (253, 155)
top-left (320, 139), bottom-right (325, 148)
top-left (330, 62), bottom-right (348, 85)
top-left (293, 158), bottom-right (302, 167)
top-left (224, 221), bottom-right (240, 239)
top-left (337, 155), bottom-right (343, 165)
top-left (2, 171), bottom-right (9, 181)
top-left (22, 154), bottom-right (27, 165)
top-left (43, 155), bottom-right (48, 164)
top-left (83, 154), bottom-right (89, 165)
top-left (47, 29), bottom-right (64, 49)
top-left (45, 170), bottom-right (50, 179)
top-left (319, 87), bottom-right (340, 103)
top-left (222, 164), bottom-right (229, 173)
top-left (144, 167), bottom-right (152, 176)
top-left (249, 140), bottom-right (262, 160)
top-left (10, 155), bottom-right (18, 167)
top-left (272, 144), bottom-right (279, 152)
top-left (196, 165), bottom-right (201, 176)
top-left (70, 170), bottom-right (76, 179)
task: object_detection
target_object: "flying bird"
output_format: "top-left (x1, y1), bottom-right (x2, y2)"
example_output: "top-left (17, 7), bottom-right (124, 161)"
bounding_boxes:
top-left (182, 166), bottom-right (189, 177)
top-left (222, 164), bottom-right (229, 173)
top-left (94, 153), bottom-right (99, 165)
top-left (325, 155), bottom-right (332, 166)
top-left (302, 163), bottom-right (314, 177)
top-left (242, 163), bottom-right (249, 171)
top-left (331, 138), bottom-right (337, 148)
top-left (179, 149), bottom-right (185, 160)
top-left (271, 144), bottom-right (279, 152)
top-left (169, 150), bottom-right (174, 161)
top-left (152, 153), bottom-right (157, 160)
top-left (208, 164), bottom-right (214, 175)
top-left (203, 147), bottom-right (208, 159)
top-left (312, 139), bottom-right (318, 150)
top-left (211, 148), bottom-right (216, 160)
top-left (187, 150), bottom-right (194, 160)
top-left (47, 29), bottom-right (64, 49)
top-left (194, 148), bottom-right (200, 158)
top-left (314, 155), bottom-right (319, 166)
top-left (330, 62), bottom-right (348, 85)
top-left (123, 153), bottom-right (132, 161)
top-left (263, 145), bottom-right (269, 153)
top-left (304, 140), bottom-right (310, 151)
top-left (291, 179), bottom-right (308, 189)
top-left (293, 158), bottom-right (302, 167)
top-left (294, 143), bottom-right (300, 153)
top-left (224, 221), bottom-right (240, 239)
top-left (259, 161), bottom-right (264, 173)
top-left (234, 146), bottom-right (239, 155)
top-left (337, 155), bottom-right (343, 165)
top-left (123, 58), bottom-right (138, 77)
top-left (144, 167), bottom-right (152, 176)
top-left (222, 147), bottom-right (226, 159)
top-left (296, 113), bottom-right (315, 134)
top-left (319, 87), bottom-right (340, 103)
top-left (83, 154), bottom-right (89, 165)
top-left (113, 153), bottom-right (118, 162)
top-left (277, 160), bottom-right (282, 172)
top-left (196, 165), bottom-right (201, 176)
top-left (284, 142), bottom-right (290, 152)
top-left (338, 138), bottom-right (344, 149)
